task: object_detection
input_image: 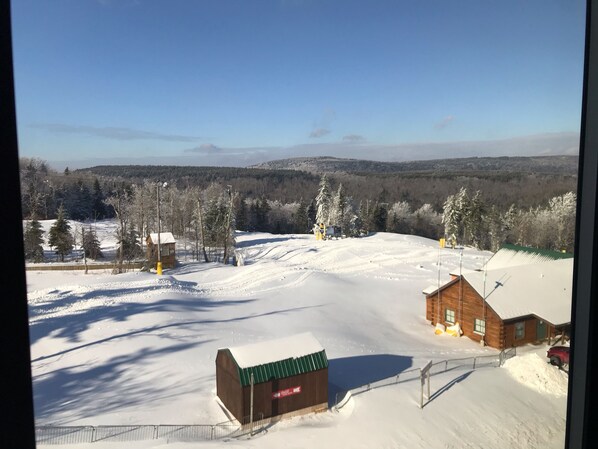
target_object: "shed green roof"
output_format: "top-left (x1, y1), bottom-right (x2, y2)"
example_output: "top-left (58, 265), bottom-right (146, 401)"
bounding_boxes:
top-left (222, 332), bottom-right (329, 386)
top-left (234, 350), bottom-right (328, 387)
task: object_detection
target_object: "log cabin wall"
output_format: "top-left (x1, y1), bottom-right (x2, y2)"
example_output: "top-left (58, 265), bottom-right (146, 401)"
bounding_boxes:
top-left (426, 277), bottom-right (504, 349)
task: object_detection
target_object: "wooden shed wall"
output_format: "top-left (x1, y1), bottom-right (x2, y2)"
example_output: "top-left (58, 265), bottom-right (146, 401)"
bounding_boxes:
top-left (216, 350), bottom-right (243, 421)
top-left (146, 241), bottom-right (176, 268)
top-left (426, 278), bottom-right (504, 349)
top-left (241, 368), bottom-right (328, 421)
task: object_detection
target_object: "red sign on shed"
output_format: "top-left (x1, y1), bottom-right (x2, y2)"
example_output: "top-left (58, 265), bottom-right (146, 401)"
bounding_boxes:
top-left (272, 386), bottom-right (302, 399)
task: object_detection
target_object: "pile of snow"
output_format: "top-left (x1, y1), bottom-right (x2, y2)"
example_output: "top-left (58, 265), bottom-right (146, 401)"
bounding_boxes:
top-left (502, 352), bottom-right (569, 397)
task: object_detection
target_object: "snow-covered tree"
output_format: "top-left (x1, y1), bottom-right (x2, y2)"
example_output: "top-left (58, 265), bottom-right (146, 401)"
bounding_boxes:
top-left (412, 204), bottom-right (442, 239)
top-left (48, 205), bottom-right (73, 262)
top-left (549, 192), bottom-right (576, 252)
top-left (463, 190), bottom-right (485, 248)
top-left (442, 191), bottom-right (461, 247)
top-left (329, 183), bottom-right (347, 225)
top-left (315, 175), bottom-right (332, 225)
top-left (387, 201), bottom-right (412, 234)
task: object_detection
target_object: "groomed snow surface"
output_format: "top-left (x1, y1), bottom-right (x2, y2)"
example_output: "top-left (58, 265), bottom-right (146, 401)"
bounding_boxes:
top-left (27, 222), bottom-right (568, 448)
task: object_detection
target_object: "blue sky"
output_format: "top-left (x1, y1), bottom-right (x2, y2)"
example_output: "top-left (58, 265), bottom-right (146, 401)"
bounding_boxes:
top-left (11, 0), bottom-right (586, 168)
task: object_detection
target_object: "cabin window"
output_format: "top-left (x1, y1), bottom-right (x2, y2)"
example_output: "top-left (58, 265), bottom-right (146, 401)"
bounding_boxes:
top-left (515, 322), bottom-right (525, 340)
top-left (474, 318), bottom-right (486, 335)
top-left (444, 308), bottom-right (455, 324)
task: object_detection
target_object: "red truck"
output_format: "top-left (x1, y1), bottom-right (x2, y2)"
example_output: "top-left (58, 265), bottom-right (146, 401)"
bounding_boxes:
top-left (547, 346), bottom-right (570, 368)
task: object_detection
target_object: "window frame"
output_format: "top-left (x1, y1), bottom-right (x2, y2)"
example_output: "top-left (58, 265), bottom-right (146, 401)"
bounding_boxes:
top-left (474, 318), bottom-right (486, 335)
top-left (444, 308), bottom-right (455, 325)
top-left (514, 321), bottom-right (525, 340)
top-left (2, 2), bottom-right (598, 448)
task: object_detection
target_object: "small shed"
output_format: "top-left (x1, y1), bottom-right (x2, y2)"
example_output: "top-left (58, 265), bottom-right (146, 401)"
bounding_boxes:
top-left (216, 333), bottom-right (328, 424)
top-left (146, 232), bottom-right (176, 269)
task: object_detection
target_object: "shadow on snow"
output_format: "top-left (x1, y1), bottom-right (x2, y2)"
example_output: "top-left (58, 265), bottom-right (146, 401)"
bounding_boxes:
top-left (327, 354), bottom-right (413, 406)
top-left (32, 340), bottom-right (212, 423)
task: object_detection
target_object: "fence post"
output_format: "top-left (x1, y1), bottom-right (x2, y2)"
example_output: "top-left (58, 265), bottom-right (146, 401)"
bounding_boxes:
top-left (153, 425), bottom-right (158, 440)
top-left (445, 360), bottom-right (448, 371)
top-left (473, 357), bottom-right (476, 370)
top-left (210, 426), bottom-right (215, 440)
top-left (91, 427), bottom-right (96, 443)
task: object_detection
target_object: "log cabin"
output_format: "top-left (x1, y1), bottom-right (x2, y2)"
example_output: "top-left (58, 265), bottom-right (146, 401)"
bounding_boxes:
top-left (424, 250), bottom-right (573, 350)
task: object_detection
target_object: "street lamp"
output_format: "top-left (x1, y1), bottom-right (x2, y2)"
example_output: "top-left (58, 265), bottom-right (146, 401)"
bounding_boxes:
top-left (156, 182), bottom-right (167, 275)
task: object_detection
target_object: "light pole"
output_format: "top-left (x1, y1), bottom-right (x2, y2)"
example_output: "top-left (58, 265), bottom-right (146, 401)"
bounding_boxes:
top-left (156, 182), bottom-right (167, 275)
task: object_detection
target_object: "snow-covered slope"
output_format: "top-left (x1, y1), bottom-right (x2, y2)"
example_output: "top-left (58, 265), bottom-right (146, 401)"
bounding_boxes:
top-left (27, 231), bottom-right (568, 448)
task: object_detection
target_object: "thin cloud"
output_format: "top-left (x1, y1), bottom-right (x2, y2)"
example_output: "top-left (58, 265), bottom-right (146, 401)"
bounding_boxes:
top-left (434, 115), bottom-right (455, 130)
top-left (343, 134), bottom-right (365, 142)
top-left (184, 143), bottom-right (223, 154)
top-left (309, 128), bottom-right (331, 138)
top-left (30, 123), bottom-right (199, 142)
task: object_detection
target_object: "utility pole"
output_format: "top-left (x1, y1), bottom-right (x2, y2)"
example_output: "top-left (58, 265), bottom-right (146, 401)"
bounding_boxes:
top-left (156, 182), bottom-right (167, 275)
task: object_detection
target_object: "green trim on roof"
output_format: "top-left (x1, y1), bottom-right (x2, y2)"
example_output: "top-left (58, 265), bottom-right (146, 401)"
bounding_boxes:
top-left (500, 244), bottom-right (573, 260)
top-left (235, 350), bottom-right (328, 387)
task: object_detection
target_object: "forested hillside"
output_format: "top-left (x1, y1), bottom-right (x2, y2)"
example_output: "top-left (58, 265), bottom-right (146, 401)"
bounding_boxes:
top-left (20, 156), bottom-right (578, 264)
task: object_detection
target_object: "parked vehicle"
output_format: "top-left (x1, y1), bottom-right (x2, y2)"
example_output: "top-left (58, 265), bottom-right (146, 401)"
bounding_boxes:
top-left (547, 345), bottom-right (570, 367)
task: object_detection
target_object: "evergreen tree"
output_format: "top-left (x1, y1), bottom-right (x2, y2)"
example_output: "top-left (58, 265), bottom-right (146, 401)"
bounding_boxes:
top-left (329, 183), bottom-right (347, 226)
top-left (255, 196), bottom-right (271, 231)
top-left (24, 219), bottom-right (45, 262)
top-left (372, 202), bottom-right (388, 232)
top-left (48, 205), bottom-right (74, 261)
top-left (463, 190), bottom-right (485, 248)
top-left (307, 199), bottom-right (317, 229)
top-left (122, 226), bottom-right (143, 262)
top-left (91, 178), bottom-right (107, 220)
top-left (294, 198), bottom-right (309, 233)
top-left (83, 226), bottom-right (103, 260)
top-left (315, 175), bottom-right (332, 225)
top-left (235, 195), bottom-right (248, 231)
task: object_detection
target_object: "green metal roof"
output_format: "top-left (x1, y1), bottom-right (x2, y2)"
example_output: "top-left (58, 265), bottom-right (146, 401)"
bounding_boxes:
top-left (234, 350), bottom-right (328, 387)
top-left (500, 244), bottom-right (573, 260)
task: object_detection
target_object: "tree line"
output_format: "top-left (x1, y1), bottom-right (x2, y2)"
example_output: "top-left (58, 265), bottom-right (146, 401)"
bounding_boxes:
top-left (21, 158), bottom-right (577, 264)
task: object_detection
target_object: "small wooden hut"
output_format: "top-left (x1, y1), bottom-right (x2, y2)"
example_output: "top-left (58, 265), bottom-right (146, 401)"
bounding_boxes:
top-left (216, 332), bottom-right (328, 424)
top-left (146, 232), bottom-right (176, 269)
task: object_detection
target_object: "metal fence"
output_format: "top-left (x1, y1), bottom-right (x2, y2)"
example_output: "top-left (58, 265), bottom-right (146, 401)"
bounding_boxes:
top-left (333, 347), bottom-right (517, 410)
top-left (36, 415), bottom-right (268, 445)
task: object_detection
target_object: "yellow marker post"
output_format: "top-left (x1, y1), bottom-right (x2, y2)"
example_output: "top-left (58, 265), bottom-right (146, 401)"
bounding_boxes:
top-left (157, 261), bottom-right (163, 275)
top-left (439, 238), bottom-right (445, 248)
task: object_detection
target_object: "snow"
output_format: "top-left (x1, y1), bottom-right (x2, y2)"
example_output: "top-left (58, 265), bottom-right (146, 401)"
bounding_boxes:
top-left (227, 332), bottom-right (324, 369)
top-left (26, 222), bottom-right (569, 448)
top-left (484, 246), bottom-right (571, 270)
top-left (148, 232), bottom-right (176, 244)
top-left (502, 351), bottom-right (569, 397)
top-left (465, 258), bottom-right (573, 324)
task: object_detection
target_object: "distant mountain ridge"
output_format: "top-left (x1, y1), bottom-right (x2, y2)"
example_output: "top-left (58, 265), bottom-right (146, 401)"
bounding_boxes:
top-left (250, 155), bottom-right (578, 175)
